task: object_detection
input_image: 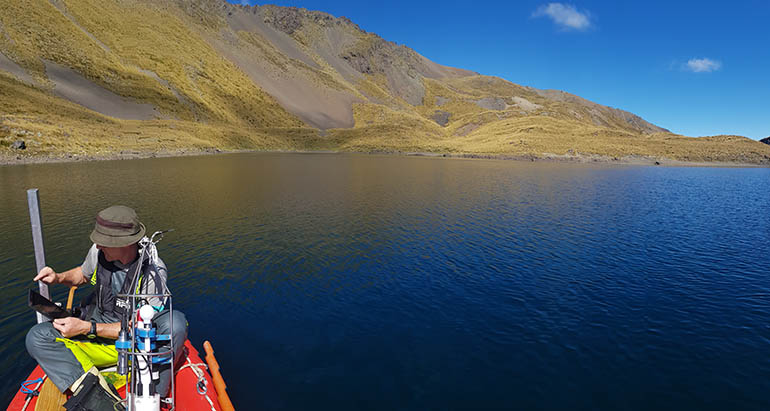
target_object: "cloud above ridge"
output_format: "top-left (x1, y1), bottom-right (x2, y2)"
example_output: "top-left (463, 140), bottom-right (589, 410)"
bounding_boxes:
top-left (685, 58), bottom-right (722, 73)
top-left (532, 3), bottom-right (592, 31)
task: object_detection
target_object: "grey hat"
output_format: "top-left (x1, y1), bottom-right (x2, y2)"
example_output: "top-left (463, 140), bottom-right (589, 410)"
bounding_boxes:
top-left (89, 205), bottom-right (146, 247)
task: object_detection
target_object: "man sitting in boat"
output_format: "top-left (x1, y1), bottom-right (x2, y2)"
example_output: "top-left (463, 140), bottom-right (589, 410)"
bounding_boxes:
top-left (25, 205), bottom-right (187, 398)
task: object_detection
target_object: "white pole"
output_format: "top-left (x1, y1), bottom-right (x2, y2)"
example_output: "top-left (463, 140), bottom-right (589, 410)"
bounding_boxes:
top-left (27, 188), bottom-right (50, 324)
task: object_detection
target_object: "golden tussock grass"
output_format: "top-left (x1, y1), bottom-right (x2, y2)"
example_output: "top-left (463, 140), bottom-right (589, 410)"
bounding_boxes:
top-left (0, 0), bottom-right (303, 128)
top-left (1, 0), bottom-right (768, 165)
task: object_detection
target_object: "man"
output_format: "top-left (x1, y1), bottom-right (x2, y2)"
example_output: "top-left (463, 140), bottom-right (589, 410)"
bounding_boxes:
top-left (26, 205), bottom-right (187, 398)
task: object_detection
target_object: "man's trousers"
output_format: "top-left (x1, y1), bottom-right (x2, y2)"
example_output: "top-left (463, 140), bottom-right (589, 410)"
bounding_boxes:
top-left (26, 310), bottom-right (187, 395)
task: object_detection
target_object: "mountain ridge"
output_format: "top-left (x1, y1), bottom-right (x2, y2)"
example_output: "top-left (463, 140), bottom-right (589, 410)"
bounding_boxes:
top-left (1, 0), bottom-right (768, 164)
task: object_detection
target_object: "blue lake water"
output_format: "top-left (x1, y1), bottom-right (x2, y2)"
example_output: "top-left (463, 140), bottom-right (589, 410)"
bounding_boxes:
top-left (1, 153), bottom-right (769, 410)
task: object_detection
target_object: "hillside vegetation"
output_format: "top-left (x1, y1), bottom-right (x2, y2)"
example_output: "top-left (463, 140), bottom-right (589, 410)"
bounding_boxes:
top-left (1, 0), bottom-right (768, 164)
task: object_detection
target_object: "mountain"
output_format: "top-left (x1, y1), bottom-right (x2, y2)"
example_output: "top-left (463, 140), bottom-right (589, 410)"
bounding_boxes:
top-left (1, 0), bottom-right (769, 164)
top-left (761, 137), bottom-right (770, 146)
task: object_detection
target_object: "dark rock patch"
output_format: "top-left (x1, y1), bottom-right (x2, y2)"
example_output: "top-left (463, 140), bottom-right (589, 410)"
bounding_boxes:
top-left (475, 97), bottom-right (506, 111)
top-left (340, 35), bottom-right (455, 105)
top-left (431, 110), bottom-right (450, 127)
top-left (760, 137), bottom-right (770, 145)
top-left (263, 6), bottom-right (303, 35)
top-left (341, 52), bottom-right (373, 74)
top-left (11, 140), bottom-right (25, 150)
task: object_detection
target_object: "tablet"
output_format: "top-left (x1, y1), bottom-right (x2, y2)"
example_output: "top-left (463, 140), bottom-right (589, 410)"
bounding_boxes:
top-left (28, 289), bottom-right (71, 320)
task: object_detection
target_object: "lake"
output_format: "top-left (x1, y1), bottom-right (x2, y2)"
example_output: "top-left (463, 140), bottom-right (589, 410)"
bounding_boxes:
top-left (1, 153), bottom-right (769, 410)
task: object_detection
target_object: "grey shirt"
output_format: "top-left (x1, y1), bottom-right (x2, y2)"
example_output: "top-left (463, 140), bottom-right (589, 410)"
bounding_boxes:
top-left (81, 244), bottom-right (169, 321)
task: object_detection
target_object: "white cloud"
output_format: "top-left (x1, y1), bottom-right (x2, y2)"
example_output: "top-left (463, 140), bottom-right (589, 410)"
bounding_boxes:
top-left (239, 0), bottom-right (251, 5)
top-left (685, 58), bottom-right (722, 73)
top-left (532, 3), bottom-right (592, 31)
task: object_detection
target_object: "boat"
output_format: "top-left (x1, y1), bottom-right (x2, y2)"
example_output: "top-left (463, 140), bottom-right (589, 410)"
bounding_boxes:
top-left (7, 339), bottom-right (233, 411)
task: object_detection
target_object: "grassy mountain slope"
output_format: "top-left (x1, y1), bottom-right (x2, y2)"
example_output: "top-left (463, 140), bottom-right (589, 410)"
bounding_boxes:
top-left (1, 0), bottom-right (768, 164)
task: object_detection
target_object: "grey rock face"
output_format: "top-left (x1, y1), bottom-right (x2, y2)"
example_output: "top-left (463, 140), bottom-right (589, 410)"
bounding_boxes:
top-left (511, 97), bottom-right (541, 112)
top-left (475, 97), bottom-right (506, 111)
top-left (11, 140), bottom-right (26, 150)
top-left (339, 36), bottom-right (438, 106)
top-left (341, 52), bottom-right (373, 74)
top-left (263, 6), bottom-right (303, 34)
top-left (431, 110), bottom-right (450, 126)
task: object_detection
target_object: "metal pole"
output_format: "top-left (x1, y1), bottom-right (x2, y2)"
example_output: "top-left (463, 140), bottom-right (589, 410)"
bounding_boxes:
top-left (27, 188), bottom-right (50, 324)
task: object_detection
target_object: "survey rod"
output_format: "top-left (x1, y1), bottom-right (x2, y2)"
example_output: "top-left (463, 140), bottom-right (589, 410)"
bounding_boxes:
top-left (27, 188), bottom-right (49, 324)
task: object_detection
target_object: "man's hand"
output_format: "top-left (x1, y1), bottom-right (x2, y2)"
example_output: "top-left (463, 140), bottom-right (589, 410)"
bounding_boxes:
top-left (33, 266), bottom-right (87, 288)
top-left (33, 266), bottom-right (58, 284)
top-left (53, 317), bottom-right (90, 338)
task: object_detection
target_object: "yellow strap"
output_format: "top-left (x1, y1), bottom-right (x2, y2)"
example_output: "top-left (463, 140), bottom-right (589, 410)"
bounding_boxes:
top-left (90, 265), bottom-right (97, 285)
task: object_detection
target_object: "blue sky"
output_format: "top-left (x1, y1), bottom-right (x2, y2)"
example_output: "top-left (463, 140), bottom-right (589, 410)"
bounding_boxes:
top-left (228, 1), bottom-right (769, 139)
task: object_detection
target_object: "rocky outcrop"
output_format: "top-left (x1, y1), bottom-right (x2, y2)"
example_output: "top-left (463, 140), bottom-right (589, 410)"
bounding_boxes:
top-left (341, 51), bottom-right (373, 74)
top-left (475, 97), bottom-right (506, 111)
top-left (263, 7), bottom-right (303, 34)
top-left (431, 110), bottom-right (450, 126)
top-left (339, 32), bottom-right (474, 106)
top-left (511, 97), bottom-right (541, 112)
top-left (259, 5), bottom-right (356, 35)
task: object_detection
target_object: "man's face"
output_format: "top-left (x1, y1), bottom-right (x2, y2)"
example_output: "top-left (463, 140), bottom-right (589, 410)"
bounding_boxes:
top-left (96, 244), bottom-right (135, 263)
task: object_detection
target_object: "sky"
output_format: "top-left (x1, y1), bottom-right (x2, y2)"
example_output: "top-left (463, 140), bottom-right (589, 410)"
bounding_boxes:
top-left (227, 0), bottom-right (770, 139)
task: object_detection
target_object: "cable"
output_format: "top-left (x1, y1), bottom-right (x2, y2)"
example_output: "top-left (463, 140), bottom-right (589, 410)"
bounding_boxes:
top-left (113, 398), bottom-right (127, 411)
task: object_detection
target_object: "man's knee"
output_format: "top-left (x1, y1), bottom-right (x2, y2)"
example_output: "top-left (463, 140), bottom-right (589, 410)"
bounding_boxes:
top-left (171, 311), bottom-right (188, 341)
top-left (155, 310), bottom-right (188, 342)
top-left (26, 322), bottom-right (57, 358)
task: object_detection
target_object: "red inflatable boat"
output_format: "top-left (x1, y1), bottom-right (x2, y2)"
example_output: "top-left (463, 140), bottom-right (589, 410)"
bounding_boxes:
top-left (7, 340), bottom-right (234, 411)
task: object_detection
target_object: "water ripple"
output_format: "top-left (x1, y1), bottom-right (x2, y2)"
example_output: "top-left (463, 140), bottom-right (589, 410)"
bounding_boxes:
top-left (1, 155), bottom-right (769, 410)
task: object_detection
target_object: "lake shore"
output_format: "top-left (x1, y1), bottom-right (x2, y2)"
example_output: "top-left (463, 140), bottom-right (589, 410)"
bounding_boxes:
top-left (1, 147), bottom-right (768, 168)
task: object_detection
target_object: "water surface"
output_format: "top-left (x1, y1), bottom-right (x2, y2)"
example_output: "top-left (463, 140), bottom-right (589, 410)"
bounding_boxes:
top-left (1, 153), bottom-right (768, 410)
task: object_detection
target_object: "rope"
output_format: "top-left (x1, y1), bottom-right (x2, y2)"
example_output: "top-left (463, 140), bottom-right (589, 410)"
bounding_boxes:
top-left (20, 378), bottom-right (43, 394)
top-left (20, 375), bottom-right (46, 411)
top-left (179, 358), bottom-right (216, 410)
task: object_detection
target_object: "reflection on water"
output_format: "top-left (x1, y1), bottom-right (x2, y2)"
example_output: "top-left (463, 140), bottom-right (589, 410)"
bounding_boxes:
top-left (1, 153), bottom-right (769, 410)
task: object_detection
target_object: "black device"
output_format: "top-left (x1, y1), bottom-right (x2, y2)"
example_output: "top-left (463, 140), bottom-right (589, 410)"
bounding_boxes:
top-left (28, 289), bottom-right (71, 320)
top-left (87, 321), bottom-right (97, 339)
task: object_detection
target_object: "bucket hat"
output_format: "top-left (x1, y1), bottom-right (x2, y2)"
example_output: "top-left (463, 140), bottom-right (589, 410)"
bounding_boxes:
top-left (89, 205), bottom-right (146, 247)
